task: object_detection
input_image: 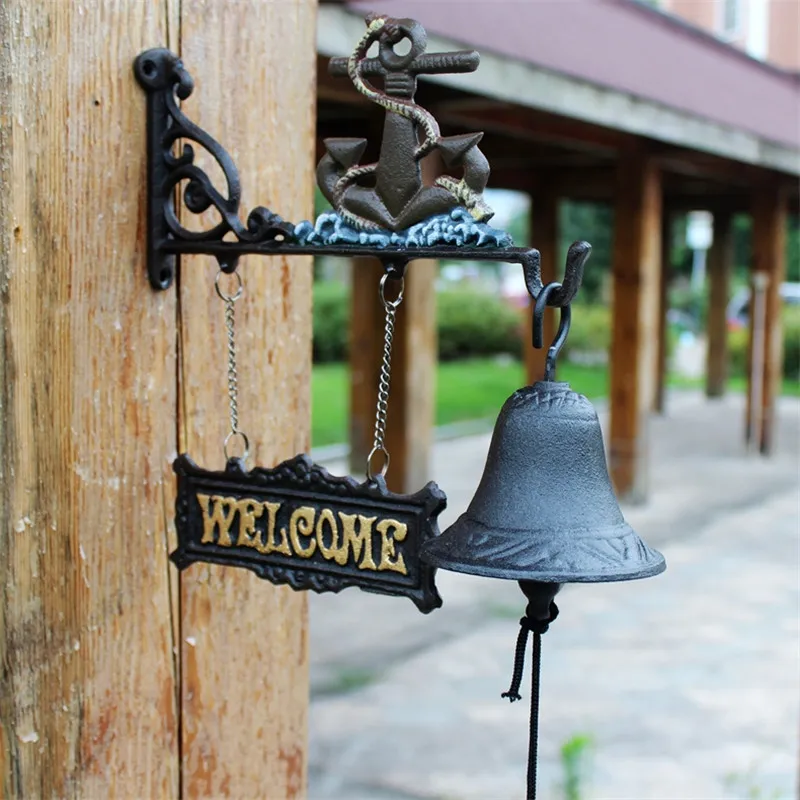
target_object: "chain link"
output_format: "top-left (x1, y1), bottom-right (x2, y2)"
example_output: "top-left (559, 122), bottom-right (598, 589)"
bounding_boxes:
top-left (367, 273), bottom-right (404, 481)
top-left (215, 270), bottom-right (249, 461)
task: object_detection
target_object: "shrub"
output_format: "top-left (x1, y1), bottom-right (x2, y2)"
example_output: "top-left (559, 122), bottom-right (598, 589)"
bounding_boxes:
top-left (313, 281), bottom-right (349, 363)
top-left (312, 282), bottom-right (524, 363)
top-left (728, 306), bottom-right (800, 381)
top-left (436, 289), bottom-right (522, 361)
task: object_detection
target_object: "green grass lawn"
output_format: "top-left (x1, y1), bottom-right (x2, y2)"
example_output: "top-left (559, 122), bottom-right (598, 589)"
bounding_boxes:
top-left (312, 358), bottom-right (799, 448)
top-left (312, 359), bottom-right (608, 448)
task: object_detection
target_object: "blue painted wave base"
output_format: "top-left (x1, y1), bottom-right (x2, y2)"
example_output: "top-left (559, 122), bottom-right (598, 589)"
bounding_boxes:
top-left (294, 207), bottom-right (513, 249)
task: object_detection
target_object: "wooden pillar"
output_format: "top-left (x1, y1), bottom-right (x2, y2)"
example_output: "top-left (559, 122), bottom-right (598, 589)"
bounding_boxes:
top-left (746, 186), bottom-right (788, 454)
top-left (525, 186), bottom-right (559, 383)
top-left (349, 258), bottom-right (384, 475)
top-left (177, 3), bottom-right (315, 797)
top-left (653, 210), bottom-right (672, 413)
top-left (609, 152), bottom-right (662, 502)
top-left (348, 259), bottom-right (437, 493)
top-left (706, 210), bottom-right (733, 398)
top-left (0, 3), bottom-right (180, 794)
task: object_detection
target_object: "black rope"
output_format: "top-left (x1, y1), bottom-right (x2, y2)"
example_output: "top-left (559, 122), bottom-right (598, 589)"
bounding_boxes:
top-left (501, 602), bottom-right (559, 800)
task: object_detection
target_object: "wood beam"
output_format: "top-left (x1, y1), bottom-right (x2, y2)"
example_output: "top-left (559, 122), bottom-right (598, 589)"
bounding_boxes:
top-left (525, 187), bottom-right (560, 383)
top-left (609, 152), bottom-right (663, 502)
top-left (178, 3), bottom-right (315, 796)
top-left (436, 102), bottom-right (630, 155)
top-left (746, 186), bottom-right (788, 453)
top-left (706, 211), bottom-right (734, 398)
top-left (488, 166), bottom-right (615, 200)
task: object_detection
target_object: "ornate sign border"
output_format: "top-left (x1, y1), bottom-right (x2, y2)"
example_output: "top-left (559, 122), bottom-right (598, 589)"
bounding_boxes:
top-left (172, 453), bottom-right (445, 613)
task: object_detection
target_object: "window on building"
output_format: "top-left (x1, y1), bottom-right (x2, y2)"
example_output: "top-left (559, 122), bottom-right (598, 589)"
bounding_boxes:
top-left (720, 0), bottom-right (742, 38)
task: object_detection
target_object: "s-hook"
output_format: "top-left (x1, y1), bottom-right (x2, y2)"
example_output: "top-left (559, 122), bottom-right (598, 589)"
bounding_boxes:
top-left (525, 241), bottom-right (592, 381)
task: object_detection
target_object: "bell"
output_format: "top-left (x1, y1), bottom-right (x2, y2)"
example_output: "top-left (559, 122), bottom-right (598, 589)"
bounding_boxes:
top-left (421, 267), bottom-right (665, 800)
top-left (421, 380), bottom-right (665, 584)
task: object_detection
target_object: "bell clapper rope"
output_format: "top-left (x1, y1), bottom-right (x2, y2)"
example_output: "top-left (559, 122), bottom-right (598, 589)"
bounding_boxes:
top-left (501, 582), bottom-right (561, 800)
top-left (366, 270), bottom-right (405, 483)
top-left (215, 268), bottom-right (250, 464)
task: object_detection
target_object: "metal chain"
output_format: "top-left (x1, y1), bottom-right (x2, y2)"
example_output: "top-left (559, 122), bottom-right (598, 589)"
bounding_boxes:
top-left (215, 269), bottom-right (250, 462)
top-left (366, 273), bottom-right (404, 481)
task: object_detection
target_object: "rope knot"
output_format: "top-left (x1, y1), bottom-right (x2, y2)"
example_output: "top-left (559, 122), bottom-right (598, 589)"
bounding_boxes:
top-left (500, 603), bottom-right (559, 703)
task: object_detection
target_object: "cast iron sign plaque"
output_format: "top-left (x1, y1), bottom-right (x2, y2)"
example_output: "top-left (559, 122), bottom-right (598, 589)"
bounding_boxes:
top-left (172, 454), bottom-right (445, 612)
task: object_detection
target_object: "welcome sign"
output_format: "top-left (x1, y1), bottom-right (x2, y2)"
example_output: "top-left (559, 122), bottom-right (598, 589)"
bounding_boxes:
top-left (172, 454), bottom-right (445, 612)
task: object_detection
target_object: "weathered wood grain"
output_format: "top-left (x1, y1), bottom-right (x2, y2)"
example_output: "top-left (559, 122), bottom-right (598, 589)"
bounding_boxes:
top-left (0, 1), bottom-right (179, 795)
top-left (177, 1), bottom-right (316, 796)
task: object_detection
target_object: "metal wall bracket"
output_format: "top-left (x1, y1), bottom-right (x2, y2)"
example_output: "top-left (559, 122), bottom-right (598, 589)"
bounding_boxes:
top-left (133, 36), bottom-right (588, 305)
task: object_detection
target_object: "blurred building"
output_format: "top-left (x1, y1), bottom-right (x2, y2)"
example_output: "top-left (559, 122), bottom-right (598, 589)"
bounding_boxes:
top-left (658, 0), bottom-right (800, 70)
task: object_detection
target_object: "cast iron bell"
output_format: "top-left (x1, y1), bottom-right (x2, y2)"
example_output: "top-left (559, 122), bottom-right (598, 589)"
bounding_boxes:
top-left (421, 379), bottom-right (665, 584)
top-left (420, 264), bottom-right (666, 800)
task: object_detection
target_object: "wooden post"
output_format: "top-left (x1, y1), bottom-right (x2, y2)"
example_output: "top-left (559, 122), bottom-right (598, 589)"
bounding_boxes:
top-left (525, 186), bottom-right (559, 384)
top-left (609, 152), bottom-right (662, 502)
top-left (348, 258), bottom-right (437, 493)
top-left (177, 3), bottom-right (315, 797)
top-left (0, 3), bottom-right (180, 794)
top-left (706, 211), bottom-right (733, 398)
top-left (349, 258), bottom-right (385, 475)
top-left (747, 186), bottom-right (788, 454)
top-left (653, 210), bottom-right (672, 413)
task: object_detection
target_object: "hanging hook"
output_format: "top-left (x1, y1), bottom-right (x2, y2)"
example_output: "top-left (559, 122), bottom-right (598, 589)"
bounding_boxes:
top-left (533, 283), bottom-right (571, 382)
top-left (522, 240), bottom-right (592, 307)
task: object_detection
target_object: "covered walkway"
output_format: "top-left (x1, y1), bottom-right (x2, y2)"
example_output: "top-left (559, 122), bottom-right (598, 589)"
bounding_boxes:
top-left (309, 391), bottom-right (800, 798)
top-left (316, 0), bottom-right (800, 501)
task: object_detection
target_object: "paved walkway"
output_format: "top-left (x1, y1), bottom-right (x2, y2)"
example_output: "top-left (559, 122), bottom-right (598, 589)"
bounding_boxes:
top-left (308, 391), bottom-right (800, 799)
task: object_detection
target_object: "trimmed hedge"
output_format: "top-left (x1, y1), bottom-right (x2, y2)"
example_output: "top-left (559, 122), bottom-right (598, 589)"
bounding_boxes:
top-left (436, 289), bottom-right (522, 361)
top-left (313, 281), bottom-right (619, 365)
top-left (313, 281), bottom-right (350, 363)
top-left (729, 306), bottom-right (800, 382)
top-left (313, 282), bottom-right (523, 363)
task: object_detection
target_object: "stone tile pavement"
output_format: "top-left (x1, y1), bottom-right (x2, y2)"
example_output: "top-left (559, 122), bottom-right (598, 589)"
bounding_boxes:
top-left (308, 392), bottom-right (800, 799)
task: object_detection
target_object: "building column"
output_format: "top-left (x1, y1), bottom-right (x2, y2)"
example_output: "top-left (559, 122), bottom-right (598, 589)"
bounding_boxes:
top-left (706, 210), bottom-right (733, 398)
top-left (653, 209), bottom-right (673, 413)
top-left (348, 258), bottom-right (437, 493)
top-left (609, 152), bottom-right (662, 502)
top-left (525, 185), bottom-right (559, 384)
top-left (746, 186), bottom-right (788, 454)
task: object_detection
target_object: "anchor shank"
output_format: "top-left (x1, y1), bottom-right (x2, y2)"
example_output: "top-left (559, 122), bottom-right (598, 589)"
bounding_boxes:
top-left (328, 50), bottom-right (479, 78)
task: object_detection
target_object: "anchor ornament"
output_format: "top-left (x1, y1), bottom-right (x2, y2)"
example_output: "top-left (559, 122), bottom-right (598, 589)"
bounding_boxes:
top-left (319, 14), bottom-right (493, 232)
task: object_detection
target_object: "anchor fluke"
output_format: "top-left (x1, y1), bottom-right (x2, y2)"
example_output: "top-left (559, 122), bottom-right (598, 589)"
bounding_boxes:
top-left (324, 138), bottom-right (368, 169)
top-left (436, 132), bottom-right (484, 168)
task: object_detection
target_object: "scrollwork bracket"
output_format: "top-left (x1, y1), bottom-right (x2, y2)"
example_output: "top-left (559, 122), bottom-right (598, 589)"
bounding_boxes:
top-left (133, 42), bottom-right (588, 307)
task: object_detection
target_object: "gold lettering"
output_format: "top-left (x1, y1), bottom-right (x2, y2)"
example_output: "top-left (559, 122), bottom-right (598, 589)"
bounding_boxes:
top-left (288, 506), bottom-right (316, 558)
top-left (316, 508), bottom-right (347, 563)
top-left (235, 498), bottom-right (264, 549)
top-left (197, 494), bottom-right (238, 546)
top-left (377, 518), bottom-right (408, 574)
top-left (262, 501), bottom-right (290, 555)
top-left (339, 513), bottom-right (378, 570)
